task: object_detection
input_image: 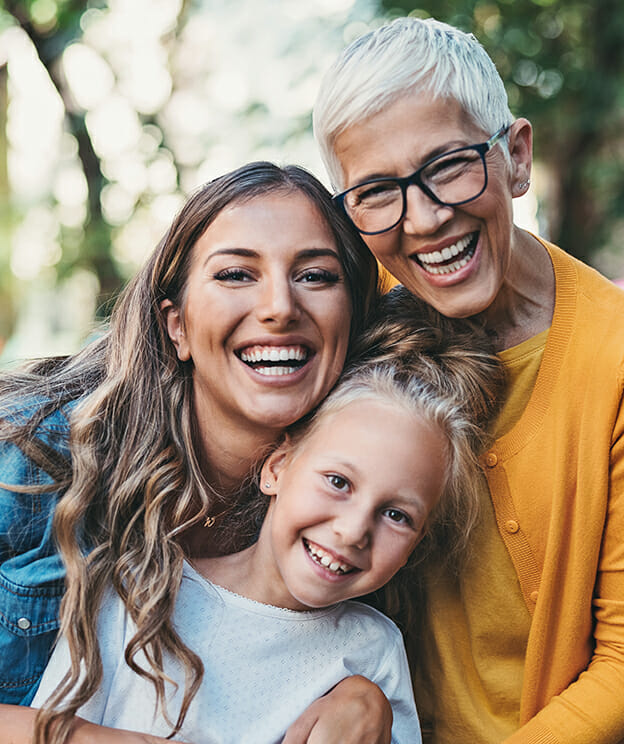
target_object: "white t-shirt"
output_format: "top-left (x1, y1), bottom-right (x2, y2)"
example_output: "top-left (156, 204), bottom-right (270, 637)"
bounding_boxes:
top-left (33, 562), bottom-right (421, 743)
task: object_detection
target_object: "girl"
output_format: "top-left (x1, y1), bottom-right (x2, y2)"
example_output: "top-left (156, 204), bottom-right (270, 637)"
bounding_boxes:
top-left (32, 288), bottom-right (504, 744)
top-left (0, 162), bottom-right (383, 743)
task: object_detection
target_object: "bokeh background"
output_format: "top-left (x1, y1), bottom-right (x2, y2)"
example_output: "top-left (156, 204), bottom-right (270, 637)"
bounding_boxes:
top-left (1, 0), bottom-right (623, 364)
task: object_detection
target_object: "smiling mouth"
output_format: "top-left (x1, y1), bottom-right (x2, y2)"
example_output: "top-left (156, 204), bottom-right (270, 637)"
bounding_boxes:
top-left (303, 538), bottom-right (355, 575)
top-left (414, 231), bottom-right (478, 275)
top-left (237, 344), bottom-right (311, 376)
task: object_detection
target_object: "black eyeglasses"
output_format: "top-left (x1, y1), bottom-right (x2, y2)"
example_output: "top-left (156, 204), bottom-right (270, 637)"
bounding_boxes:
top-left (333, 125), bottom-right (511, 235)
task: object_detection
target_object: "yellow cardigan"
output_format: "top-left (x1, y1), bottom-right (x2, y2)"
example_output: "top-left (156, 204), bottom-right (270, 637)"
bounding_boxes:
top-left (482, 241), bottom-right (624, 744)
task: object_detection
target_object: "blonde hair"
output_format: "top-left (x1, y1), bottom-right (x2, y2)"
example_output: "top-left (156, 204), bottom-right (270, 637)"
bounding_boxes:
top-left (282, 286), bottom-right (505, 628)
top-left (0, 162), bottom-right (378, 744)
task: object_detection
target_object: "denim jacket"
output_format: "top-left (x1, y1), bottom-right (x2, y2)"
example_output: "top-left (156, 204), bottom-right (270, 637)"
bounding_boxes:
top-left (0, 403), bottom-right (73, 705)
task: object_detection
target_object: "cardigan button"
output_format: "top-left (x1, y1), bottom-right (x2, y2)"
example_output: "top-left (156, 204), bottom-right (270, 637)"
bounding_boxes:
top-left (17, 617), bottom-right (32, 630)
top-left (484, 452), bottom-right (498, 468)
top-left (505, 519), bottom-right (519, 534)
top-left (530, 590), bottom-right (539, 603)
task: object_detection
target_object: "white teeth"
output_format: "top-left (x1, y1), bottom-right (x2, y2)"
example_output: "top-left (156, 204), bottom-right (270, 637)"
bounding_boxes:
top-left (304, 540), bottom-right (353, 575)
top-left (418, 234), bottom-right (473, 267)
top-left (425, 255), bottom-right (472, 275)
top-left (255, 365), bottom-right (298, 376)
top-left (240, 346), bottom-right (308, 364)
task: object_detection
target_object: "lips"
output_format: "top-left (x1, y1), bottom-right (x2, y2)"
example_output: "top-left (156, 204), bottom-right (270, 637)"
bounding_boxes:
top-left (413, 231), bottom-right (478, 275)
top-left (237, 344), bottom-right (311, 377)
top-left (303, 538), bottom-right (355, 575)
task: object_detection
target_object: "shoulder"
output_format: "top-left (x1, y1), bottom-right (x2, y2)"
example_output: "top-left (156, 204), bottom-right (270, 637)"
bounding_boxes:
top-left (546, 241), bottom-right (624, 319)
top-left (542, 241), bottom-right (624, 371)
top-left (332, 600), bottom-right (405, 642)
top-left (2, 396), bottom-right (76, 443)
top-left (0, 397), bottom-right (79, 481)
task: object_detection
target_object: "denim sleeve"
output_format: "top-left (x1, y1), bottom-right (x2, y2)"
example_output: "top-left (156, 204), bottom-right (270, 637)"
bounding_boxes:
top-left (0, 410), bottom-right (69, 705)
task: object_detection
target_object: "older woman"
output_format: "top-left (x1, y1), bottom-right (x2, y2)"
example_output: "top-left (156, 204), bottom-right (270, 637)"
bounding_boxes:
top-left (0, 162), bottom-right (387, 743)
top-left (314, 17), bottom-right (624, 744)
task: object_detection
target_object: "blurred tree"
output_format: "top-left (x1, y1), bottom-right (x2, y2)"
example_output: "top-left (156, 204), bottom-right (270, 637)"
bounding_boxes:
top-left (378, 0), bottom-right (624, 266)
top-left (3, 0), bottom-right (126, 311)
top-left (0, 0), bottom-right (378, 362)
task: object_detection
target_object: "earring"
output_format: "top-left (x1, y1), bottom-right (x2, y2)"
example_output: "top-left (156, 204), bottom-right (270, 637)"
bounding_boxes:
top-left (519, 179), bottom-right (531, 191)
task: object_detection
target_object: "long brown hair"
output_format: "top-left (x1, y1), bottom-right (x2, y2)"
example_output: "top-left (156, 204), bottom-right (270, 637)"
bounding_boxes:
top-left (0, 162), bottom-right (378, 744)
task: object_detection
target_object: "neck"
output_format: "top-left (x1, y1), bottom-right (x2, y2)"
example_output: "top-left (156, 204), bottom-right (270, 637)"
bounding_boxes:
top-left (193, 507), bottom-right (308, 611)
top-left (193, 405), bottom-right (281, 495)
top-left (478, 229), bottom-right (555, 351)
top-left (181, 396), bottom-right (282, 560)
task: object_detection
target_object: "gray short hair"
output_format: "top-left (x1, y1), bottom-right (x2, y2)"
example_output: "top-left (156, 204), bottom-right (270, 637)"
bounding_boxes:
top-left (314, 17), bottom-right (514, 189)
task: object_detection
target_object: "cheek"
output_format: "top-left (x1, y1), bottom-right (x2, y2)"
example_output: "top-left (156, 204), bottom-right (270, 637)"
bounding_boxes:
top-left (327, 292), bottom-right (353, 335)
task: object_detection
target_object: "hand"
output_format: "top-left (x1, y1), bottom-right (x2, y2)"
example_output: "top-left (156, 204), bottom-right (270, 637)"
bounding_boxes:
top-left (282, 675), bottom-right (393, 744)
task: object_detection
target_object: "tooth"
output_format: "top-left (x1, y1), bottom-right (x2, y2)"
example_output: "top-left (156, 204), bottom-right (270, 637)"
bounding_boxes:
top-left (320, 555), bottom-right (332, 567)
top-left (441, 247), bottom-right (452, 260)
top-left (280, 349), bottom-right (289, 361)
top-left (329, 561), bottom-right (341, 571)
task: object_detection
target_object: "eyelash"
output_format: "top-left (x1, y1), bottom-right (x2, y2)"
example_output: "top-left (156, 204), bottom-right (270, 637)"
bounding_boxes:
top-left (212, 268), bottom-right (341, 284)
top-left (382, 508), bottom-right (411, 526)
top-left (297, 269), bottom-right (341, 284)
top-left (213, 268), bottom-right (252, 282)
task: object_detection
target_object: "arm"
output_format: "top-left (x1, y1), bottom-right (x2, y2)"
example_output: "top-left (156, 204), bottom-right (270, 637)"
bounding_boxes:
top-left (0, 704), bottom-right (183, 744)
top-left (282, 675), bottom-right (393, 744)
top-left (504, 391), bottom-right (624, 744)
top-left (283, 613), bottom-right (420, 744)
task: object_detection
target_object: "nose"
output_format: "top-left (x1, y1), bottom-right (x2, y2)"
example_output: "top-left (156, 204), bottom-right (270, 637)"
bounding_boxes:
top-left (333, 507), bottom-right (372, 551)
top-left (257, 274), bottom-right (300, 326)
top-left (402, 183), bottom-right (454, 235)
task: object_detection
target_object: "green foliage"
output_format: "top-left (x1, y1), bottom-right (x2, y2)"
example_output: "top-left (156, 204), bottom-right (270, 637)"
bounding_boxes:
top-left (378, 0), bottom-right (624, 268)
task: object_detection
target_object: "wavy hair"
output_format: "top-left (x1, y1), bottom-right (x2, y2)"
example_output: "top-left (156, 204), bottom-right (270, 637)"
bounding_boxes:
top-left (0, 162), bottom-right (378, 744)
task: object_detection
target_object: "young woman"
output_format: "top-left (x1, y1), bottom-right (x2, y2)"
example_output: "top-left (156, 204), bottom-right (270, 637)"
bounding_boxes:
top-left (32, 288), bottom-right (504, 744)
top-left (0, 162), bottom-right (381, 743)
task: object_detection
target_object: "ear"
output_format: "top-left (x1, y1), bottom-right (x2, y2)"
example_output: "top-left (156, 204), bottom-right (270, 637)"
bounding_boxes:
top-left (507, 118), bottom-right (533, 198)
top-left (260, 441), bottom-right (290, 495)
top-left (160, 299), bottom-right (191, 362)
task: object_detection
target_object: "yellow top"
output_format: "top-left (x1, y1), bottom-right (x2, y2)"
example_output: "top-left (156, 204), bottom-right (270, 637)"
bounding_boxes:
top-left (414, 330), bottom-right (547, 744)
top-left (413, 241), bottom-right (624, 743)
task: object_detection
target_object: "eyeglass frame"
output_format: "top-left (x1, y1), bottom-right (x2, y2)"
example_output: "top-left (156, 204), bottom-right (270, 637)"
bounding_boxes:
top-left (333, 124), bottom-right (512, 236)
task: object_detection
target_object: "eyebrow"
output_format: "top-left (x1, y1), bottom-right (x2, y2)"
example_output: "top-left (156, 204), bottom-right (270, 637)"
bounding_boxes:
top-left (205, 247), bottom-right (341, 261)
top-left (351, 139), bottom-right (474, 185)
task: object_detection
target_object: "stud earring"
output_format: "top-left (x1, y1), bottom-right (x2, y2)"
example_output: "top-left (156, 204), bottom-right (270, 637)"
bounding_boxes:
top-left (519, 179), bottom-right (531, 191)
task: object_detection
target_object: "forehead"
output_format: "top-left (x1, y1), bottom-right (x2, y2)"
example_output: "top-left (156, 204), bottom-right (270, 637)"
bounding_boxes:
top-left (192, 190), bottom-right (337, 260)
top-left (298, 396), bottom-right (442, 458)
top-left (334, 92), bottom-right (482, 187)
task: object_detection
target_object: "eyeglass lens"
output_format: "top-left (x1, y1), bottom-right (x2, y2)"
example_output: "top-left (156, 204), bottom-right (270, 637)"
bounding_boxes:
top-left (343, 147), bottom-right (487, 234)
